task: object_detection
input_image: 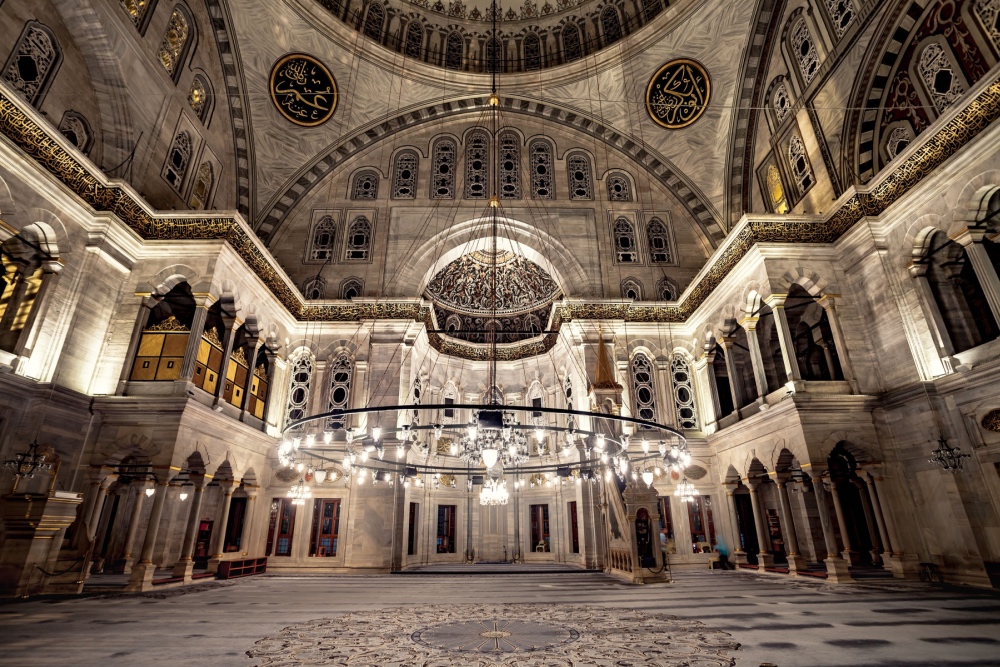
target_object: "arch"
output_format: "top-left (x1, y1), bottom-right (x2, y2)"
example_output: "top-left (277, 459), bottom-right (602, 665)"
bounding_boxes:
top-left (326, 351), bottom-right (353, 430)
top-left (620, 277), bottom-right (643, 301)
top-left (344, 215), bottom-right (372, 261)
top-left (655, 276), bottom-right (680, 301)
top-left (284, 347), bottom-right (315, 428)
top-left (391, 149), bottom-right (419, 199)
top-left (613, 218), bottom-right (638, 264)
top-left (308, 215), bottom-right (337, 262)
top-left (566, 152), bottom-right (593, 200)
top-left (775, 267), bottom-right (832, 296)
top-left (119, 0), bottom-right (159, 32)
top-left (364, 2), bottom-right (385, 42)
top-left (404, 20), bottom-right (424, 59)
top-left (670, 354), bottom-right (698, 430)
top-left (498, 130), bottom-right (521, 199)
top-left (430, 136), bottom-right (457, 199)
top-left (823, 0), bottom-right (856, 39)
top-left (523, 32), bottom-right (541, 71)
top-left (601, 6), bottom-right (623, 45)
top-left (464, 129), bottom-right (490, 199)
top-left (188, 73), bottom-right (214, 124)
top-left (647, 217), bottom-right (673, 264)
top-left (2, 21), bottom-right (63, 108)
top-left (350, 169), bottom-right (379, 200)
top-left (561, 23), bottom-right (583, 63)
top-left (302, 276), bottom-right (326, 300)
top-left (787, 133), bottom-right (814, 196)
top-left (188, 161), bottom-right (214, 210)
top-left (340, 277), bottom-right (363, 300)
top-left (528, 138), bottom-right (554, 199)
top-left (767, 76), bottom-right (792, 126)
top-left (606, 170), bottom-right (633, 202)
top-left (445, 32), bottom-right (464, 70)
top-left (158, 4), bottom-right (196, 83)
top-left (57, 111), bottom-right (94, 155)
top-left (629, 351), bottom-right (657, 421)
top-left (786, 13), bottom-right (820, 89)
top-left (163, 130), bottom-right (193, 193)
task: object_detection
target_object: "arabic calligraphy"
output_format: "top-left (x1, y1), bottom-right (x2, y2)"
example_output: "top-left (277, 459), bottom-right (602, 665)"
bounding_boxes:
top-left (269, 53), bottom-right (337, 127)
top-left (645, 59), bottom-right (711, 129)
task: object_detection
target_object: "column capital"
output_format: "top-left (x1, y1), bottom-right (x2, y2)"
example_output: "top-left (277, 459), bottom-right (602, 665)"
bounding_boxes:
top-left (218, 478), bottom-right (239, 494)
top-left (953, 226), bottom-right (989, 247)
top-left (764, 293), bottom-right (789, 309)
top-left (816, 293), bottom-right (843, 310)
top-left (768, 470), bottom-right (793, 486)
top-left (99, 473), bottom-right (119, 489)
top-left (738, 315), bottom-right (760, 330)
top-left (907, 262), bottom-right (929, 279)
top-left (744, 477), bottom-right (762, 491)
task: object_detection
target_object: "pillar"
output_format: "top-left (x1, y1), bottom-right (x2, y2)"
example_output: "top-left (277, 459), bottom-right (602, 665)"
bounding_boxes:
top-left (11, 258), bottom-right (63, 363)
top-left (121, 481), bottom-right (151, 574)
top-left (745, 479), bottom-right (773, 567)
top-left (695, 349), bottom-right (721, 431)
top-left (240, 340), bottom-right (263, 422)
top-left (828, 481), bottom-right (855, 563)
top-left (906, 266), bottom-right (956, 358)
top-left (816, 295), bottom-right (857, 386)
top-left (125, 478), bottom-right (169, 591)
top-left (87, 473), bottom-right (118, 542)
top-left (741, 318), bottom-right (770, 399)
top-left (117, 297), bottom-right (154, 391)
top-left (654, 359), bottom-right (677, 429)
top-left (772, 472), bottom-right (806, 572)
top-left (956, 228), bottom-right (1000, 324)
top-left (861, 470), bottom-right (892, 555)
top-left (172, 472), bottom-right (207, 581)
top-left (207, 479), bottom-right (238, 573)
top-left (723, 483), bottom-right (747, 565)
top-left (852, 477), bottom-right (882, 563)
top-left (717, 336), bottom-right (744, 411)
top-left (765, 295), bottom-right (801, 382)
top-left (212, 318), bottom-right (239, 408)
top-left (179, 302), bottom-right (211, 381)
top-left (239, 486), bottom-right (259, 556)
top-left (810, 472), bottom-right (852, 582)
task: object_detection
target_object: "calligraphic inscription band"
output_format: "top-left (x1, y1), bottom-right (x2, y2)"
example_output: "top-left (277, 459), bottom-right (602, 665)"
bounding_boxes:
top-left (269, 53), bottom-right (338, 127)
top-left (646, 59), bottom-right (711, 129)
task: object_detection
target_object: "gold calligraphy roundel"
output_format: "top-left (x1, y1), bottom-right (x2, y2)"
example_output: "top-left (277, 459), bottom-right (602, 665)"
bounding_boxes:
top-left (645, 59), bottom-right (711, 130)
top-left (269, 53), bottom-right (338, 127)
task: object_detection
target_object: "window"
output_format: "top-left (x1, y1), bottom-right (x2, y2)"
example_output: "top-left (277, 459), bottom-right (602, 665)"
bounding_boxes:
top-left (686, 495), bottom-right (716, 551)
top-left (303, 277), bottom-right (324, 300)
top-left (621, 278), bottom-right (643, 301)
top-left (655, 276), bottom-right (679, 301)
top-left (602, 7), bottom-right (622, 44)
top-left (326, 353), bottom-right (352, 430)
top-left (772, 82), bottom-right (791, 124)
top-left (523, 33), bottom-right (541, 71)
top-left (531, 396), bottom-right (543, 418)
top-left (188, 161), bottom-right (214, 209)
top-left (918, 43), bottom-right (965, 114)
top-left (344, 216), bottom-right (372, 261)
top-left (445, 314), bottom-right (461, 334)
top-left (309, 499), bottom-right (341, 556)
top-left (404, 21), bottom-right (423, 59)
top-left (465, 131), bottom-right (489, 199)
top-left (158, 6), bottom-right (192, 80)
top-left (364, 2), bottom-right (384, 41)
top-left (407, 502), bottom-right (418, 555)
top-left (568, 501), bottom-right (580, 553)
top-left (284, 350), bottom-right (314, 427)
top-left (188, 75), bottom-right (211, 122)
top-left (436, 505), bottom-right (456, 553)
top-left (309, 216), bottom-right (336, 262)
top-left (431, 139), bottom-right (456, 199)
top-left (647, 218), bottom-right (673, 264)
top-left (352, 171), bottom-right (379, 200)
top-left (974, 0), bottom-right (1000, 49)
top-left (266, 498), bottom-right (297, 557)
top-left (444, 396), bottom-right (455, 418)
top-left (564, 374), bottom-right (573, 407)
top-left (445, 32), bottom-right (463, 70)
top-left (58, 111), bottom-right (93, 155)
top-left (613, 218), bottom-right (638, 263)
top-left (767, 163), bottom-right (788, 214)
top-left (498, 132), bottom-right (521, 199)
top-left (567, 154), bottom-right (593, 200)
top-left (2, 22), bottom-right (61, 107)
top-left (607, 173), bottom-right (631, 201)
top-left (392, 151), bottom-right (418, 199)
top-left (788, 135), bottom-right (814, 194)
top-left (790, 18), bottom-right (819, 85)
top-left (825, 0), bottom-right (855, 38)
top-left (163, 131), bottom-right (192, 192)
top-left (885, 125), bottom-right (912, 161)
top-left (529, 140), bottom-right (554, 198)
top-left (562, 24), bottom-right (582, 62)
top-left (530, 504), bottom-right (550, 551)
top-left (642, 0), bottom-right (661, 21)
top-left (485, 38), bottom-right (501, 74)
top-left (120, 0), bottom-right (155, 29)
top-left (631, 353), bottom-right (656, 421)
top-left (671, 356), bottom-right (698, 429)
top-left (340, 277), bottom-right (362, 300)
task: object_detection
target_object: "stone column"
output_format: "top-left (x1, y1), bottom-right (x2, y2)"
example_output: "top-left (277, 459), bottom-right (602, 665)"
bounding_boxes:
top-left (654, 359), bottom-right (677, 429)
top-left (810, 472), bottom-right (852, 582)
top-left (955, 228), bottom-right (1000, 324)
top-left (816, 296), bottom-right (857, 386)
top-left (695, 349), bottom-right (721, 432)
top-left (723, 483), bottom-right (747, 565)
top-left (11, 258), bottom-right (64, 363)
top-left (860, 470), bottom-right (892, 555)
top-left (179, 301), bottom-right (212, 381)
top-left (828, 481), bottom-right (855, 563)
top-left (240, 340), bottom-right (263, 422)
top-left (740, 317), bottom-right (770, 399)
top-left (717, 336), bottom-right (744, 411)
top-left (764, 295), bottom-right (801, 382)
top-left (771, 472), bottom-right (805, 572)
top-left (125, 478), bottom-right (170, 591)
top-left (0, 263), bottom-right (31, 334)
top-left (121, 481), bottom-right (152, 574)
top-left (239, 485), bottom-right (259, 556)
top-left (172, 472), bottom-right (207, 581)
top-left (207, 479), bottom-right (238, 572)
top-left (117, 297), bottom-right (154, 391)
top-left (906, 266), bottom-right (956, 358)
top-left (745, 479), bottom-right (773, 568)
top-left (852, 477), bottom-right (882, 563)
top-left (212, 318), bottom-right (240, 408)
top-left (87, 473), bottom-right (118, 541)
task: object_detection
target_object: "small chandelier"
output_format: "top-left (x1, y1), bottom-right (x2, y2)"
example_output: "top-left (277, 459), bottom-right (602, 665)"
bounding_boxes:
top-left (674, 477), bottom-right (698, 503)
top-left (288, 478), bottom-right (312, 505)
top-left (661, 440), bottom-right (692, 473)
top-left (928, 437), bottom-right (970, 473)
top-left (3, 441), bottom-right (53, 478)
top-left (458, 410), bottom-right (529, 468)
top-left (479, 477), bottom-right (509, 506)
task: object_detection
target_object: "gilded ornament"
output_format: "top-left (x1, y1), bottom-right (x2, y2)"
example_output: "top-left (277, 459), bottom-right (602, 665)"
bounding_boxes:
top-left (269, 54), bottom-right (337, 127)
top-left (646, 59), bottom-right (711, 129)
top-left (231, 346), bottom-right (248, 365)
top-left (144, 315), bottom-right (188, 332)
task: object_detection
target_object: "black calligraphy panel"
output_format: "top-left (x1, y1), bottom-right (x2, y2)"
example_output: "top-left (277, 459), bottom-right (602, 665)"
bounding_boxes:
top-left (645, 59), bottom-right (711, 130)
top-left (269, 53), bottom-right (338, 127)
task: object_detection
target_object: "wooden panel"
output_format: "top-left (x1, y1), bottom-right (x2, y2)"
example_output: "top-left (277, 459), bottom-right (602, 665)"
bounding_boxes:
top-left (136, 333), bottom-right (164, 357)
top-left (197, 339), bottom-right (211, 365)
top-left (130, 357), bottom-right (158, 381)
top-left (155, 357), bottom-right (182, 380)
top-left (162, 332), bottom-right (189, 357)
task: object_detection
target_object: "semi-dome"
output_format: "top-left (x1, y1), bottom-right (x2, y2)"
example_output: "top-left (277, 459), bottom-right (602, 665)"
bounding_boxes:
top-left (426, 250), bottom-right (560, 316)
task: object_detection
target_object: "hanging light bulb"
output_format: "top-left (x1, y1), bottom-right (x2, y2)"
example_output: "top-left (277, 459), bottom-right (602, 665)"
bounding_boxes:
top-left (641, 438), bottom-right (650, 454)
top-left (600, 452), bottom-right (608, 463)
top-left (659, 441), bottom-right (668, 456)
top-left (642, 470), bottom-right (654, 486)
top-left (467, 425), bottom-right (478, 440)
top-left (372, 426), bottom-right (382, 442)
top-left (343, 455), bottom-right (352, 471)
top-left (323, 431), bottom-right (333, 445)
top-left (618, 456), bottom-right (629, 476)
top-left (145, 487), bottom-right (155, 498)
top-left (433, 424), bottom-right (443, 440)
top-left (535, 427), bottom-right (544, 443)
top-left (314, 469), bottom-right (328, 484)
top-left (179, 490), bottom-right (189, 502)
top-left (346, 428), bottom-right (355, 444)
top-left (296, 462), bottom-right (304, 472)
top-left (358, 468), bottom-right (366, 481)
top-left (396, 444), bottom-right (405, 459)
top-left (360, 450), bottom-right (369, 462)
top-left (305, 434), bottom-right (316, 447)
top-left (292, 437), bottom-right (302, 450)
top-left (596, 434), bottom-right (605, 451)
top-left (450, 442), bottom-right (459, 456)
top-left (631, 470), bottom-right (638, 481)
top-left (605, 469), bottom-right (613, 482)
top-left (482, 448), bottom-right (499, 469)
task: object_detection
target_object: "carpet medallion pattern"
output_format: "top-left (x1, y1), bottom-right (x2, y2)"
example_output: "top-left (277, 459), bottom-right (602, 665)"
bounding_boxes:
top-left (247, 603), bottom-right (739, 666)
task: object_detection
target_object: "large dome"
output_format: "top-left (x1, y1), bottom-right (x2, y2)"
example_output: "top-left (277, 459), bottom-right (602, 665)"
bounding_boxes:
top-left (426, 250), bottom-right (560, 316)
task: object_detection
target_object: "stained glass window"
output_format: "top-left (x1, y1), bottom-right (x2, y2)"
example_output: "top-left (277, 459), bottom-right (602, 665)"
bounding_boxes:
top-left (465, 131), bottom-right (489, 199)
top-left (158, 7), bottom-right (190, 79)
top-left (432, 139), bottom-right (457, 199)
top-left (529, 140), bottom-right (553, 198)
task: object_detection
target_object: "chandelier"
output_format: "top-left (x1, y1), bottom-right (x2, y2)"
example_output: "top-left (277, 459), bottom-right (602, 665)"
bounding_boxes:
top-left (674, 477), bottom-right (698, 503)
top-left (458, 410), bottom-right (529, 468)
top-left (479, 477), bottom-right (510, 506)
top-left (4, 441), bottom-right (53, 479)
top-left (928, 436), bottom-right (970, 473)
top-left (288, 478), bottom-right (312, 505)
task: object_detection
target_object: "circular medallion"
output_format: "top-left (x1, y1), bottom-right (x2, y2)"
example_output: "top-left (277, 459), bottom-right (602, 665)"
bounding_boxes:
top-left (412, 618), bottom-right (579, 653)
top-left (269, 53), bottom-right (337, 127)
top-left (645, 59), bottom-right (711, 129)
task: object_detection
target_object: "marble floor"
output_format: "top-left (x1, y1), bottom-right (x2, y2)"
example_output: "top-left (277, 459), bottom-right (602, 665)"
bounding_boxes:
top-left (1, 569), bottom-right (999, 666)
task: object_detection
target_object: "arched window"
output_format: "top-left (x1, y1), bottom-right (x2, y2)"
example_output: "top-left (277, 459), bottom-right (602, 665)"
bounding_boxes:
top-left (630, 354), bottom-right (657, 421)
top-left (973, 0), bottom-right (1000, 50)
top-left (445, 32), bottom-right (464, 70)
top-left (2, 22), bottom-right (62, 107)
top-left (158, 6), bottom-right (192, 81)
top-left (392, 150), bottom-right (418, 199)
top-left (647, 218), bottom-right (673, 264)
top-left (824, 0), bottom-right (855, 38)
top-left (523, 33), bottom-right (541, 71)
top-left (284, 349), bottom-right (314, 427)
top-left (602, 7), bottom-right (622, 44)
top-left (303, 277), bottom-right (325, 300)
top-left (772, 82), bottom-right (791, 123)
top-left (326, 353), bottom-right (353, 430)
top-left (352, 170), bottom-right (379, 200)
top-left (404, 21), bottom-right (423, 59)
top-left (790, 18), bottom-right (819, 85)
top-left (485, 38), bottom-right (501, 74)
top-left (340, 277), bottom-right (363, 300)
top-left (58, 111), bottom-right (93, 155)
top-left (767, 163), bottom-right (789, 214)
top-left (188, 161), bottom-right (214, 209)
top-left (465, 130), bottom-right (489, 199)
top-left (562, 24), bottom-right (583, 63)
top-left (567, 153), bottom-right (593, 200)
top-left (613, 217), bottom-right (638, 263)
top-left (655, 276), bottom-right (679, 301)
top-left (606, 173), bottom-right (632, 201)
top-left (310, 216), bottom-right (336, 261)
top-left (163, 131), bottom-right (192, 192)
top-left (788, 135), bottom-right (814, 194)
top-left (127, 280), bottom-right (194, 382)
top-left (431, 138), bottom-right (456, 199)
top-left (120, 0), bottom-right (156, 29)
top-left (884, 124), bottom-right (913, 161)
top-left (345, 216), bottom-right (372, 261)
top-left (529, 139), bottom-right (554, 199)
top-left (918, 43), bottom-right (965, 113)
top-left (364, 2), bottom-right (385, 41)
top-left (188, 75), bottom-right (212, 123)
top-left (445, 314), bottom-right (462, 334)
top-left (499, 132), bottom-right (521, 199)
top-left (621, 278), bottom-right (643, 300)
top-left (642, 0), bottom-right (661, 22)
top-left (671, 356), bottom-right (698, 429)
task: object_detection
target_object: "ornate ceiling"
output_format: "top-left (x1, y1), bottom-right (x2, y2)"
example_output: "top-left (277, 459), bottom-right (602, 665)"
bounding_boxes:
top-left (427, 251), bottom-right (561, 315)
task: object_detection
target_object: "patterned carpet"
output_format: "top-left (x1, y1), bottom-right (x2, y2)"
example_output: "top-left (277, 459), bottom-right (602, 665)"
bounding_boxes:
top-left (247, 603), bottom-right (739, 666)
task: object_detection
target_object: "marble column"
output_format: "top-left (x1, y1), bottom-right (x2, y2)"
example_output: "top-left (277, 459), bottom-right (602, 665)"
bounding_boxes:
top-left (212, 318), bottom-right (239, 408)
top-left (11, 257), bottom-right (63, 362)
top-left (695, 349), bottom-right (721, 431)
top-left (741, 318), bottom-right (770, 399)
top-left (861, 470), bottom-right (892, 555)
top-left (828, 481), bottom-right (856, 563)
top-left (208, 479), bottom-right (238, 572)
top-left (772, 472), bottom-right (805, 572)
top-left (723, 484), bottom-right (747, 565)
top-left (852, 477), bottom-right (882, 564)
top-left (810, 472), bottom-right (852, 582)
top-left (816, 296), bottom-right (857, 386)
top-left (125, 479), bottom-right (170, 591)
top-left (172, 472), bottom-right (207, 581)
top-left (179, 302), bottom-right (212, 381)
top-left (87, 473), bottom-right (118, 541)
top-left (117, 297), bottom-right (154, 391)
top-left (121, 481), bottom-right (152, 574)
top-left (745, 479), bottom-right (773, 567)
top-left (765, 295), bottom-right (801, 382)
top-left (906, 265), bottom-right (956, 358)
top-left (239, 486), bottom-right (259, 556)
top-left (717, 336), bottom-right (744, 412)
top-left (955, 228), bottom-right (1000, 324)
